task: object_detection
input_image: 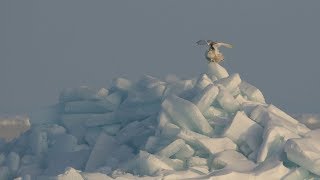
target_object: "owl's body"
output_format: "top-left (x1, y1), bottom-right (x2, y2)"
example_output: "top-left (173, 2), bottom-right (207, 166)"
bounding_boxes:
top-left (197, 40), bottom-right (232, 63)
top-left (206, 49), bottom-right (224, 63)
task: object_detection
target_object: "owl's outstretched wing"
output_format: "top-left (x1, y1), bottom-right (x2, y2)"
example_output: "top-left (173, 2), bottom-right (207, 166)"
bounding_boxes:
top-left (215, 42), bottom-right (233, 48)
top-left (196, 40), bottom-right (210, 46)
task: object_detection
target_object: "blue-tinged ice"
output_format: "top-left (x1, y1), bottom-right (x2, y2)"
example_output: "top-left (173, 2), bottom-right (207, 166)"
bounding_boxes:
top-left (207, 62), bottom-right (229, 80)
top-left (191, 84), bottom-right (219, 113)
top-left (162, 95), bottom-right (213, 136)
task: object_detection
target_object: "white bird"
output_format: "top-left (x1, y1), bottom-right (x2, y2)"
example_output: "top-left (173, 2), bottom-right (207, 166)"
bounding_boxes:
top-left (196, 40), bottom-right (232, 63)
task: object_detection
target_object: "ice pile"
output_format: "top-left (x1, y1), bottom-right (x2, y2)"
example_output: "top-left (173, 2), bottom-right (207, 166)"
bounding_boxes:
top-left (0, 62), bottom-right (319, 180)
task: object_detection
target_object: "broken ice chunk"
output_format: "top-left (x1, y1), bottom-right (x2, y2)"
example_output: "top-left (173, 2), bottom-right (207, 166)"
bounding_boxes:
top-left (103, 91), bottom-right (124, 111)
top-left (161, 95), bottom-right (213, 136)
top-left (207, 62), bottom-right (229, 79)
top-left (159, 157), bottom-right (184, 171)
top-left (250, 105), bottom-right (269, 125)
top-left (124, 151), bottom-right (173, 176)
top-left (235, 94), bottom-right (249, 104)
top-left (245, 103), bottom-right (266, 118)
top-left (134, 75), bottom-right (166, 100)
top-left (256, 125), bottom-right (300, 163)
top-left (81, 172), bottom-right (113, 180)
top-left (105, 144), bottom-right (135, 169)
top-left (239, 143), bottom-right (252, 156)
top-left (59, 86), bottom-right (101, 102)
top-left (0, 116), bottom-right (30, 142)
top-left (61, 114), bottom-right (87, 141)
top-left (267, 105), bottom-right (299, 125)
top-left (116, 117), bottom-right (156, 147)
top-left (215, 73), bottom-right (241, 94)
top-left (42, 167), bottom-right (84, 180)
top-left (253, 158), bottom-right (290, 179)
top-left (6, 152), bottom-right (20, 173)
top-left (160, 123), bottom-right (181, 139)
top-left (50, 134), bottom-right (78, 152)
top-left (193, 74), bottom-right (213, 94)
top-left (216, 88), bottom-right (240, 113)
top-left (116, 102), bottom-right (161, 125)
top-left (281, 167), bottom-right (309, 180)
top-left (42, 124), bottom-right (66, 139)
top-left (197, 137), bottom-right (237, 155)
top-left (223, 111), bottom-right (263, 151)
top-left (189, 166), bottom-right (209, 175)
top-left (111, 77), bottom-right (132, 92)
top-left (173, 144), bottom-right (195, 160)
top-left (44, 149), bottom-right (90, 175)
top-left (210, 150), bottom-right (256, 172)
top-left (102, 124), bottom-right (121, 136)
top-left (85, 133), bottom-right (120, 172)
top-left (162, 170), bottom-right (203, 180)
top-left (144, 136), bottom-right (172, 154)
top-left (29, 130), bottom-right (48, 155)
top-left (126, 76), bottom-right (166, 105)
top-left (163, 78), bottom-right (195, 99)
top-left (61, 113), bottom-right (118, 141)
top-left (177, 129), bottom-right (210, 148)
top-left (0, 154), bottom-right (5, 166)
top-left (250, 106), bottom-right (310, 135)
top-left (64, 100), bottom-right (114, 114)
top-left (156, 110), bottom-right (171, 135)
top-left (84, 112), bottom-right (117, 127)
top-left (97, 88), bottom-right (109, 98)
top-left (239, 81), bottom-right (265, 103)
top-left (137, 75), bottom-right (166, 89)
top-left (284, 137), bottom-right (320, 176)
top-left (202, 106), bottom-right (228, 120)
top-left (156, 139), bottom-right (186, 158)
top-left (187, 156), bottom-right (207, 167)
top-left (191, 84), bottom-right (219, 113)
top-left (85, 128), bottom-right (102, 147)
top-left (0, 166), bottom-right (10, 180)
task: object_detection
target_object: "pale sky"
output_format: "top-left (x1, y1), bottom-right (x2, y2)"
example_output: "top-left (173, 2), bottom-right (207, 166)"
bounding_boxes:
top-left (1, 0), bottom-right (319, 115)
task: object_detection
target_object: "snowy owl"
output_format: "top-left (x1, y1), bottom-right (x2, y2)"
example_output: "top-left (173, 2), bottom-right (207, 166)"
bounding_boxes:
top-left (196, 40), bottom-right (232, 63)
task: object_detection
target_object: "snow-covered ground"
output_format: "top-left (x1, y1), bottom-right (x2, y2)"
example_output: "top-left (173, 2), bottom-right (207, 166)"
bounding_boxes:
top-left (0, 63), bottom-right (319, 180)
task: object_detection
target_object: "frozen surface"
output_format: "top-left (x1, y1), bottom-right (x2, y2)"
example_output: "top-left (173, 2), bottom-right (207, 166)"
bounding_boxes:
top-left (1, 63), bottom-right (319, 179)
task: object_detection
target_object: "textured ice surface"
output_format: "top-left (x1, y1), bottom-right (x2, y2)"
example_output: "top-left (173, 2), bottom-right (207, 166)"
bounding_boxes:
top-left (191, 84), bottom-right (219, 113)
top-left (207, 62), bottom-right (229, 79)
top-left (59, 86), bottom-right (103, 103)
top-left (162, 95), bottom-right (213, 135)
top-left (223, 111), bottom-right (263, 151)
top-left (197, 137), bottom-right (237, 154)
top-left (156, 139), bottom-right (185, 158)
top-left (215, 73), bottom-right (241, 94)
top-left (285, 137), bottom-right (320, 176)
top-left (239, 81), bottom-right (265, 103)
top-left (85, 133), bottom-right (119, 171)
top-left (2, 62), bottom-right (319, 179)
top-left (216, 87), bottom-right (240, 113)
top-left (211, 150), bottom-right (257, 172)
top-left (193, 74), bottom-right (213, 94)
top-left (124, 151), bottom-right (173, 176)
top-left (256, 125), bottom-right (300, 163)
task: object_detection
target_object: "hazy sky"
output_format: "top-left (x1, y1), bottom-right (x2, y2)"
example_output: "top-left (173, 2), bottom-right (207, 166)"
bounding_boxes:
top-left (1, 0), bottom-right (319, 115)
